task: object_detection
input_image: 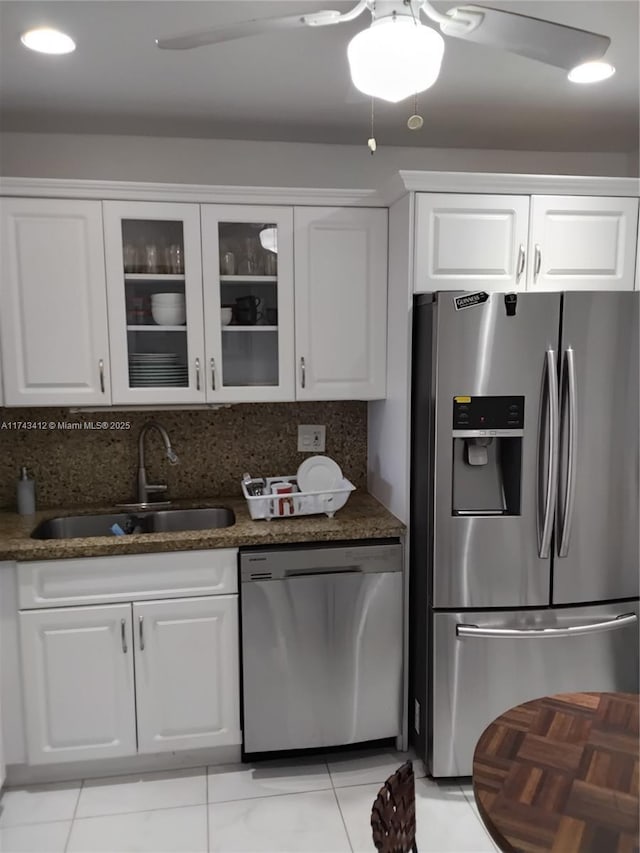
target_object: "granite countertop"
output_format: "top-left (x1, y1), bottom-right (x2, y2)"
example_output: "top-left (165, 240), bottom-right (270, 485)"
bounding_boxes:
top-left (0, 492), bottom-right (404, 562)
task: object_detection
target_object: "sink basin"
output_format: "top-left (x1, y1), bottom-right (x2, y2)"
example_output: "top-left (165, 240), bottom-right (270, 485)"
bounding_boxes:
top-left (30, 507), bottom-right (235, 540)
top-left (146, 507), bottom-right (235, 533)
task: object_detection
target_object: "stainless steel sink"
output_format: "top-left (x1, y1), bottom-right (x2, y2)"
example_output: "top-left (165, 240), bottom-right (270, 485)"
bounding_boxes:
top-left (147, 507), bottom-right (235, 533)
top-left (30, 507), bottom-right (235, 540)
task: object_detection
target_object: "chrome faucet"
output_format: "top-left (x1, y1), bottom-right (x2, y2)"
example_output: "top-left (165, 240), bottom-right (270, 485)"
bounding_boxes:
top-left (136, 421), bottom-right (179, 505)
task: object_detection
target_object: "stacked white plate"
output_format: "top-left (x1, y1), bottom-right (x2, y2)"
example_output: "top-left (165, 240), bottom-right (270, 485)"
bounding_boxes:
top-left (128, 352), bottom-right (188, 387)
top-left (296, 455), bottom-right (343, 492)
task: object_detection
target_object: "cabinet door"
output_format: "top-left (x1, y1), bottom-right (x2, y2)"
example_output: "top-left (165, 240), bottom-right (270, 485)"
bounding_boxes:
top-left (527, 196), bottom-right (639, 291)
top-left (201, 205), bottom-right (294, 401)
top-left (134, 596), bottom-right (240, 753)
top-left (414, 193), bottom-right (530, 293)
top-left (19, 604), bottom-right (136, 764)
top-left (294, 207), bottom-right (387, 400)
top-left (0, 198), bottom-right (111, 405)
top-left (103, 201), bottom-right (206, 404)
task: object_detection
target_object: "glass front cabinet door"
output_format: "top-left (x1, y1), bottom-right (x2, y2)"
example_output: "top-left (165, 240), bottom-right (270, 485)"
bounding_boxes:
top-left (103, 201), bottom-right (206, 404)
top-left (201, 205), bottom-right (294, 401)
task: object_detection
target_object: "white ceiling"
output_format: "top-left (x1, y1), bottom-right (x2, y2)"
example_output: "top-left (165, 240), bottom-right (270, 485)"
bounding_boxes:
top-left (0, 0), bottom-right (638, 151)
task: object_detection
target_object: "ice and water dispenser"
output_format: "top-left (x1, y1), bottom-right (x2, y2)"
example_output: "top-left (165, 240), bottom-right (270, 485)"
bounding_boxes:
top-left (451, 396), bottom-right (524, 516)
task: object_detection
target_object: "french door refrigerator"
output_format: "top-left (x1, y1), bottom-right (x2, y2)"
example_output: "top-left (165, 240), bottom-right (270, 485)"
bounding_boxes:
top-left (410, 291), bottom-right (639, 777)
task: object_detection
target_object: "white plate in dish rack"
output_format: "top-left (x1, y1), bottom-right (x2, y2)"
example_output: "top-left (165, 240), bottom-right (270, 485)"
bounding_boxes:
top-left (296, 455), bottom-right (343, 493)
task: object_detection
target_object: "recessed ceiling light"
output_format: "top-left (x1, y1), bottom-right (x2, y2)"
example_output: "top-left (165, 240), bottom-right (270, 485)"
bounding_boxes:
top-left (568, 61), bottom-right (615, 84)
top-left (20, 27), bottom-right (76, 55)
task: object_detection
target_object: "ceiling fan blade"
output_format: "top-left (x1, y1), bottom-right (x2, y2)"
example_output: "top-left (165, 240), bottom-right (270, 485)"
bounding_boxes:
top-left (441, 5), bottom-right (610, 70)
top-left (156, 12), bottom-right (315, 50)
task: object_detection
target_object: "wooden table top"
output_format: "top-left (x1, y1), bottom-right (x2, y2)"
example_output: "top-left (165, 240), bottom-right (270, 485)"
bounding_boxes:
top-left (472, 692), bottom-right (639, 853)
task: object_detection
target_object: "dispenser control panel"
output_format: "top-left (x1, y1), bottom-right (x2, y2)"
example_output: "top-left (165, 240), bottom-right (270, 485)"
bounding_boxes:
top-left (452, 396), bottom-right (524, 432)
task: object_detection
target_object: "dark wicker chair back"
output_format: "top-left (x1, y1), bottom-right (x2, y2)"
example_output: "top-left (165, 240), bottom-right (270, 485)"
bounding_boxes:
top-left (370, 760), bottom-right (418, 853)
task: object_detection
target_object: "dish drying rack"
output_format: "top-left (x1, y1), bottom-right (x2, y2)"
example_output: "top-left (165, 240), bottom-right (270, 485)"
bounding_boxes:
top-left (241, 476), bottom-right (355, 520)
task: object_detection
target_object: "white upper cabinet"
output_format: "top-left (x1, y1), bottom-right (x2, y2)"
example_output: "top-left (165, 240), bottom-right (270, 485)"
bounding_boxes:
top-left (201, 205), bottom-right (294, 402)
top-left (19, 603), bottom-right (137, 765)
top-left (103, 201), bottom-right (206, 405)
top-left (527, 196), bottom-right (639, 291)
top-left (414, 192), bottom-right (639, 295)
top-left (294, 207), bottom-right (387, 400)
top-left (414, 194), bottom-right (530, 293)
top-left (133, 596), bottom-right (240, 753)
top-left (0, 198), bottom-right (111, 406)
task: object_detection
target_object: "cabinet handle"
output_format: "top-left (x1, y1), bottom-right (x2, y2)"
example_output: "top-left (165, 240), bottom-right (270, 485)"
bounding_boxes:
top-left (139, 616), bottom-right (145, 651)
top-left (516, 245), bottom-right (525, 283)
top-left (195, 357), bottom-right (201, 391)
top-left (210, 357), bottom-right (216, 391)
top-left (534, 244), bottom-right (542, 282)
top-left (300, 357), bottom-right (306, 389)
top-left (99, 359), bottom-right (105, 394)
top-left (120, 619), bottom-right (128, 654)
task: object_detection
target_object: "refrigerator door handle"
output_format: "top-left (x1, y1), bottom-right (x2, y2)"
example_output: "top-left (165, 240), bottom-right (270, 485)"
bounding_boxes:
top-left (539, 348), bottom-right (559, 559)
top-left (558, 347), bottom-right (578, 558)
top-left (456, 613), bottom-right (637, 639)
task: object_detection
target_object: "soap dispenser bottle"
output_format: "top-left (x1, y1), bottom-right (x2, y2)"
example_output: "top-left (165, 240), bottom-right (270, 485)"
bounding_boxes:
top-left (17, 466), bottom-right (36, 515)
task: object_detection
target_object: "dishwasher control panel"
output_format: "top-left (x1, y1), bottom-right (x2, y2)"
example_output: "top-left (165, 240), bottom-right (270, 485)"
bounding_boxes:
top-left (240, 542), bottom-right (402, 582)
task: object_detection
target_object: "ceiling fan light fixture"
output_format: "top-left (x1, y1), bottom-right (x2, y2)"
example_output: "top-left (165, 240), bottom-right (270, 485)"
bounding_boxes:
top-left (347, 16), bottom-right (445, 103)
top-left (567, 60), bottom-right (615, 83)
top-left (20, 27), bottom-right (76, 54)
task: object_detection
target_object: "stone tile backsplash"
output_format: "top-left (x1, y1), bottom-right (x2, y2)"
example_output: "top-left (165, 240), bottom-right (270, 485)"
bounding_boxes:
top-left (0, 402), bottom-right (367, 510)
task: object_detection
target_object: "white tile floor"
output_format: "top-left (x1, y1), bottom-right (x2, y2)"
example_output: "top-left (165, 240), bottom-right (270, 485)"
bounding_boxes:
top-left (0, 748), bottom-right (499, 853)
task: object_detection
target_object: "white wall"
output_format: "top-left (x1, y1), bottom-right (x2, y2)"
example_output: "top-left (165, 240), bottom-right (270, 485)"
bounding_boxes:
top-left (0, 132), bottom-right (636, 188)
top-left (368, 194), bottom-right (414, 523)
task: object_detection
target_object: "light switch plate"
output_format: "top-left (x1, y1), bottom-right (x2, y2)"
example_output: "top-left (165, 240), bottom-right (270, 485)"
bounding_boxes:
top-left (298, 425), bottom-right (326, 453)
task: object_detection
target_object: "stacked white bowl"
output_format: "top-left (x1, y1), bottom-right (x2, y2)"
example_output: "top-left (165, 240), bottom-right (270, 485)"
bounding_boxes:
top-left (151, 292), bottom-right (186, 325)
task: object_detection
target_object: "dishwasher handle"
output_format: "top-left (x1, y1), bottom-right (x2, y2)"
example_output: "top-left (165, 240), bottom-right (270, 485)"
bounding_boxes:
top-left (285, 565), bottom-right (362, 578)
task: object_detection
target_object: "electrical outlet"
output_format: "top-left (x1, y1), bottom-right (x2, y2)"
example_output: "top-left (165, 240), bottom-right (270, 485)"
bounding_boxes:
top-left (297, 424), bottom-right (326, 453)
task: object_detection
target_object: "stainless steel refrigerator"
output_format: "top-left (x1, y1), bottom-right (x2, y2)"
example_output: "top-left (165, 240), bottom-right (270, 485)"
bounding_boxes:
top-left (410, 291), bottom-right (639, 778)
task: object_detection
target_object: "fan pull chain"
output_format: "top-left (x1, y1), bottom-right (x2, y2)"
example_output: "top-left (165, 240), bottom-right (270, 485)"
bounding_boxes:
top-left (407, 92), bottom-right (424, 131)
top-left (368, 96), bottom-right (377, 154)
top-left (405, 6), bottom-right (424, 131)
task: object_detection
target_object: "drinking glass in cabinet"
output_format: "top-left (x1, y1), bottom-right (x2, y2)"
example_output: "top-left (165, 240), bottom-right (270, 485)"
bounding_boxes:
top-left (123, 243), bottom-right (138, 273)
top-left (264, 252), bottom-right (277, 276)
top-left (165, 244), bottom-right (184, 274)
top-left (220, 251), bottom-right (236, 276)
top-left (144, 245), bottom-right (159, 273)
top-left (238, 238), bottom-right (264, 276)
top-left (121, 220), bottom-right (185, 276)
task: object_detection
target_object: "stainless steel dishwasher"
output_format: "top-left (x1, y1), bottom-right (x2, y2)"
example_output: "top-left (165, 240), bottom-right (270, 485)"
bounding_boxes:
top-left (240, 541), bottom-right (403, 754)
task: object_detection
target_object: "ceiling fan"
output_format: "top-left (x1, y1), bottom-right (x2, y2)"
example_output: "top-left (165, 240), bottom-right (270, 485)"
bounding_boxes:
top-left (155, 0), bottom-right (614, 103)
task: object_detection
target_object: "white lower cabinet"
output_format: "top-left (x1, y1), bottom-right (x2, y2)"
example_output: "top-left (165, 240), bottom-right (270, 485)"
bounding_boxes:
top-left (19, 594), bottom-right (241, 766)
top-left (134, 596), bottom-right (240, 753)
top-left (19, 604), bottom-right (137, 765)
